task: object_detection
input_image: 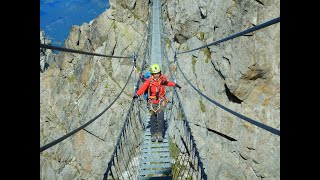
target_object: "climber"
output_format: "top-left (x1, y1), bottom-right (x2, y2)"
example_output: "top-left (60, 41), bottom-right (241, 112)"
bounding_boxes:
top-left (133, 63), bottom-right (181, 142)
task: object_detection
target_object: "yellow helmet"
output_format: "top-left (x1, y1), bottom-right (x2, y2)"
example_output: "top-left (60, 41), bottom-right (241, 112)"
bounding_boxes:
top-left (150, 64), bottom-right (161, 74)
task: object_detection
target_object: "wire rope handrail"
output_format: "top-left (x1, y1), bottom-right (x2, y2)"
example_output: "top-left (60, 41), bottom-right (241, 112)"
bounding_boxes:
top-left (176, 17), bottom-right (280, 55)
top-left (40, 65), bottom-right (136, 152)
top-left (171, 15), bottom-right (281, 136)
top-left (175, 58), bottom-right (280, 136)
top-left (40, 43), bottom-right (133, 59)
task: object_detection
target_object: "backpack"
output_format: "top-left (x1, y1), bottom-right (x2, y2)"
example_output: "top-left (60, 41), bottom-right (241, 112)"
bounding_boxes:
top-left (143, 72), bottom-right (151, 99)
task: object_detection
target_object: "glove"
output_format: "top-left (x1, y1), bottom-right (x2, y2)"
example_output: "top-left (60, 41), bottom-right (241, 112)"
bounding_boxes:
top-left (175, 84), bottom-right (181, 89)
top-left (133, 94), bottom-right (138, 99)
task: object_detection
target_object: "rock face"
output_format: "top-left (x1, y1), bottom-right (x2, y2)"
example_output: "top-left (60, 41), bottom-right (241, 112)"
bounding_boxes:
top-left (162, 0), bottom-right (280, 179)
top-left (40, 30), bottom-right (55, 73)
top-left (40, 1), bottom-right (149, 179)
top-left (40, 0), bottom-right (279, 179)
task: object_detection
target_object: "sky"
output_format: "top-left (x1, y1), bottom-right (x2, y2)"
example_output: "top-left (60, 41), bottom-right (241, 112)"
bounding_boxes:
top-left (40, 0), bottom-right (109, 46)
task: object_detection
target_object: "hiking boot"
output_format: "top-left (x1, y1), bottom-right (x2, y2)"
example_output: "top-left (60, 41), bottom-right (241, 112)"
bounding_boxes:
top-left (151, 135), bottom-right (157, 142)
top-left (157, 133), bottom-right (163, 142)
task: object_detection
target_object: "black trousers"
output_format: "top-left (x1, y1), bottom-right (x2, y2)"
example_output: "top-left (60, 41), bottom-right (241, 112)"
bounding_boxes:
top-left (150, 111), bottom-right (164, 136)
top-left (149, 103), bottom-right (166, 136)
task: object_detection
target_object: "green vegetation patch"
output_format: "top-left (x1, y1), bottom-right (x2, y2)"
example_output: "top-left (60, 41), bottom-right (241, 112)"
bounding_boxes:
top-left (132, 11), bottom-right (140, 20)
top-left (202, 47), bottom-right (211, 63)
top-left (177, 111), bottom-right (183, 120)
top-left (135, 66), bottom-right (140, 73)
top-left (192, 57), bottom-right (196, 74)
top-left (199, 99), bottom-right (206, 112)
top-left (113, 21), bottom-right (117, 29)
top-left (199, 32), bottom-right (205, 41)
top-left (68, 75), bottom-right (76, 83)
top-left (169, 141), bottom-right (180, 159)
top-left (165, 38), bottom-right (171, 49)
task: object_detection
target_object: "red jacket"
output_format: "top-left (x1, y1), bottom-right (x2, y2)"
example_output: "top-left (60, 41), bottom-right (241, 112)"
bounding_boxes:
top-left (136, 75), bottom-right (176, 104)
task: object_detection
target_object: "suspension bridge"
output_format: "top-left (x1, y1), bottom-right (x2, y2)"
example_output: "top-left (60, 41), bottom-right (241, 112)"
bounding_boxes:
top-left (40, 0), bottom-right (280, 179)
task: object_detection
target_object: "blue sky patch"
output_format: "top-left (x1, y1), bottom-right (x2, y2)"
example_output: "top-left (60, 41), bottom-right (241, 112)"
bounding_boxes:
top-left (40, 0), bottom-right (109, 46)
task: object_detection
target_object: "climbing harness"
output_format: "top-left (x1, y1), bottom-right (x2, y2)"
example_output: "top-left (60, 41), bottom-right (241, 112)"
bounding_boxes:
top-left (148, 98), bottom-right (168, 113)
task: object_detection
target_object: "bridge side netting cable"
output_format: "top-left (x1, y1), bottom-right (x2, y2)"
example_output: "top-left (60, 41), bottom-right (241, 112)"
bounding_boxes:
top-left (40, 65), bottom-right (135, 152)
top-left (103, 6), bottom-right (154, 179)
top-left (157, 3), bottom-right (208, 178)
top-left (166, 64), bottom-right (207, 180)
top-left (161, 26), bottom-right (207, 179)
top-left (173, 17), bottom-right (280, 136)
top-left (103, 100), bottom-right (145, 180)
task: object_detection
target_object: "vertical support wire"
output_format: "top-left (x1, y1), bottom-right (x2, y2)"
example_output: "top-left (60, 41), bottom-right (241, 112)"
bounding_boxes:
top-left (134, 106), bottom-right (144, 177)
top-left (194, 150), bottom-right (199, 178)
top-left (112, 158), bottom-right (120, 179)
top-left (109, 162), bottom-right (115, 180)
top-left (186, 143), bottom-right (193, 178)
top-left (119, 134), bottom-right (132, 180)
top-left (115, 147), bottom-right (124, 180)
top-left (115, 145), bottom-right (124, 179)
top-left (105, 160), bottom-right (114, 180)
top-left (176, 124), bottom-right (188, 178)
top-left (171, 107), bottom-right (179, 179)
top-left (129, 108), bottom-right (141, 178)
top-left (191, 150), bottom-right (198, 180)
top-left (177, 144), bottom-right (188, 178)
top-left (120, 131), bottom-right (131, 179)
top-left (181, 130), bottom-right (191, 178)
top-left (133, 104), bottom-right (144, 148)
top-left (187, 146), bottom-right (196, 179)
top-left (171, 121), bottom-right (179, 179)
top-left (132, 104), bottom-right (144, 179)
top-left (127, 111), bottom-right (137, 178)
top-left (189, 128), bottom-right (196, 178)
top-left (122, 115), bottom-right (135, 179)
top-left (130, 107), bottom-right (139, 178)
top-left (137, 98), bottom-right (145, 130)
